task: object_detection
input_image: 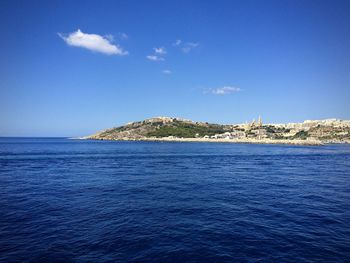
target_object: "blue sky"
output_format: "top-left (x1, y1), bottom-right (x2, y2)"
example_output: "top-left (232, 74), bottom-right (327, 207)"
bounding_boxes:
top-left (1, 0), bottom-right (349, 137)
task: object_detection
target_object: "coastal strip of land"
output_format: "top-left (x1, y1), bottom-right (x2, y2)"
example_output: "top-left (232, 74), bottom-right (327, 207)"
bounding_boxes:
top-left (86, 137), bottom-right (323, 146)
top-left (83, 116), bottom-right (350, 146)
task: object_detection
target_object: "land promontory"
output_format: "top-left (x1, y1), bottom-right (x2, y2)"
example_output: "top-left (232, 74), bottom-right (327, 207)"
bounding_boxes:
top-left (84, 117), bottom-right (350, 145)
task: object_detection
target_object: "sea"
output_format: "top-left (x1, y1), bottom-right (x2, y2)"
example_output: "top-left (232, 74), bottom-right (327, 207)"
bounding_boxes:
top-left (0, 137), bottom-right (349, 262)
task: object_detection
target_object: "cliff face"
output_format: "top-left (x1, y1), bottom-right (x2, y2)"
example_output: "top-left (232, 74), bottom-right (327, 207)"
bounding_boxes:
top-left (86, 117), bottom-right (350, 143)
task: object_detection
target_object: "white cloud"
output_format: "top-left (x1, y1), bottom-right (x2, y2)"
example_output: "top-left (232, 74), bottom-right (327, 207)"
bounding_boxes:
top-left (162, 69), bottom-right (172, 74)
top-left (208, 86), bottom-right (241, 95)
top-left (154, 47), bottom-right (166, 55)
top-left (146, 46), bottom-right (166, 61)
top-left (146, 55), bottom-right (164, 61)
top-left (58, 29), bottom-right (128, 55)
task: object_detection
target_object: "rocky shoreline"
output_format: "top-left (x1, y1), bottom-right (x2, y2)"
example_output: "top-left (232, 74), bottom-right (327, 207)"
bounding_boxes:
top-left (86, 137), bottom-right (324, 146)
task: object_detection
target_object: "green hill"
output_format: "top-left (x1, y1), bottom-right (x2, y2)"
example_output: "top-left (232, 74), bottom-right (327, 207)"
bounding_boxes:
top-left (87, 117), bottom-right (231, 140)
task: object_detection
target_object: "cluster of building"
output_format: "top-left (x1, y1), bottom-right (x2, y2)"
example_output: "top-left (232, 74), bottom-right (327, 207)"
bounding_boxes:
top-left (204, 116), bottom-right (268, 140)
top-left (203, 130), bottom-right (246, 140)
top-left (202, 117), bottom-right (350, 141)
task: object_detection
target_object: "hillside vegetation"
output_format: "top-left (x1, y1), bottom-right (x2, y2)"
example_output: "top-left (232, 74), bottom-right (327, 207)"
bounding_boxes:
top-left (147, 120), bottom-right (227, 138)
top-left (88, 117), bottom-right (230, 140)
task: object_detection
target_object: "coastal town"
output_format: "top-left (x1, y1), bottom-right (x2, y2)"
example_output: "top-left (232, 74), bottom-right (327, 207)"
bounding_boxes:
top-left (85, 116), bottom-right (350, 145)
top-left (206, 117), bottom-right (350, 141)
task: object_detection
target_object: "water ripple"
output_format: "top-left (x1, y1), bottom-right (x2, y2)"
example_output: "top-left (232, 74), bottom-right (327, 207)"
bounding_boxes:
top-left (0, 138), bottom-right (350, 262)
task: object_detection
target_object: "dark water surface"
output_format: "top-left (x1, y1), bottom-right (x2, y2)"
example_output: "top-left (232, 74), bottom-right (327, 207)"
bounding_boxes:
top-left (0, 138), bottom-right (350, 262)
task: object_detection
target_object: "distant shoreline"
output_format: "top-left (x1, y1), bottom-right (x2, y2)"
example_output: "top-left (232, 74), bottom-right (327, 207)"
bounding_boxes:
top-left (83, 117), bottom-right (350, 146)
top-left (84, 137), bottom-right (325, 146)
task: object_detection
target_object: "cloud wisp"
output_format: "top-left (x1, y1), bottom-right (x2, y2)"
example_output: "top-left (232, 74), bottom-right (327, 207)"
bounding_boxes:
top-left (181, 42), bottom-right (199, 53)
top-left (173, 39), bottom-right (182, 46)
top-left (147, 40), bottom-right (198, 63)
top-left (162, 69), bottom-right (172, 74)
top-left (119, 32), bottom-right (128, 40)
top-left (154, 47), bottom-right (166, 55)
top-left (147, 46), bottom-right (166, 61)
top-left (206, 86), bottom-right (241, 95)
top-left (173, 39), bottom-right (199, 53)
top-left (58, 29), bottom-right (128, 55)
top-left (146, 55), bottom-right (164, 61)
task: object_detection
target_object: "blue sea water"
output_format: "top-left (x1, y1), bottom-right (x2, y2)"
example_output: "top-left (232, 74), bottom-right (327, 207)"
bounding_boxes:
top-left (0, 138), bottom-right (350, 262)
